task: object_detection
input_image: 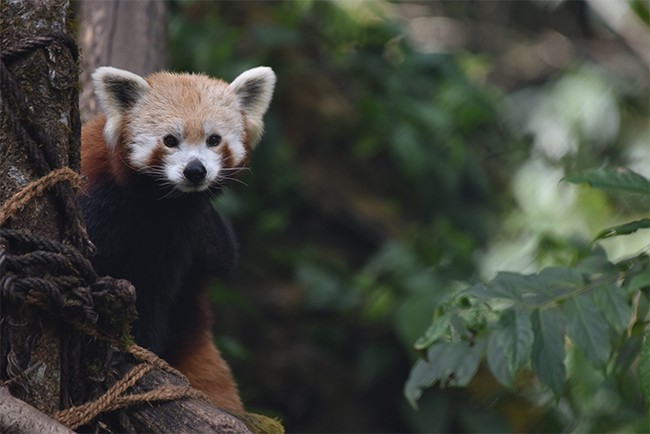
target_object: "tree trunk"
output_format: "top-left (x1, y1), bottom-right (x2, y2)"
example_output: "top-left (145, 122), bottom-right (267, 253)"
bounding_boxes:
top-left (0, 0), bottom-right (82, 415)
top-left (77, 0), bottom-right (168, 122)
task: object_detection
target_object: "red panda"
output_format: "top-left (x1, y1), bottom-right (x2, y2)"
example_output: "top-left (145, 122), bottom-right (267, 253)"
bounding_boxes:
top-left (78, 66), bottom-right (276, 413)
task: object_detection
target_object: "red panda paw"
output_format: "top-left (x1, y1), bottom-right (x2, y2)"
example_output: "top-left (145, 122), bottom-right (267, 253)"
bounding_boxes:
top-left (171, 330), bottom-right (244, 413)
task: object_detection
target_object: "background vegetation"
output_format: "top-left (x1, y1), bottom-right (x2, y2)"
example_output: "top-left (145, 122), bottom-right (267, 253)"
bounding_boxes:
top-left (167, 1), bottom-right (648, 432)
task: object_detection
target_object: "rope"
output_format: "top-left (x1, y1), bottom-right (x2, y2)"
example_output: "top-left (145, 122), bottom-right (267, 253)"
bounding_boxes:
top-left (128, 344), bottom-right (185, 377)
top-left (53, 347), bottom-right (207, 430)
top-left (0, 167), bottom-right (81, 226)
top-left (1, 32), bottom-right (90, 256)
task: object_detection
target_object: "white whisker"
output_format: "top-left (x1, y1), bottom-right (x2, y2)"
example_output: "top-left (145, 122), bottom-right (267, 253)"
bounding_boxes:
top-left (218, 175), bottom-right (249, 188)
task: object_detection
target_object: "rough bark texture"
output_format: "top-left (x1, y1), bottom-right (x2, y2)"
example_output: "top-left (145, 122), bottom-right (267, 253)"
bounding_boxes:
top-left (106, 360), bottom-right (250, 433)
top-left (0, 2), bottom-right (77, 238)
top-left (77, 0), bottom-right (168, 122)
top-left (0, 0), bottom-right (79, 415)
top-left (0, 387), bottom-right (75, 434)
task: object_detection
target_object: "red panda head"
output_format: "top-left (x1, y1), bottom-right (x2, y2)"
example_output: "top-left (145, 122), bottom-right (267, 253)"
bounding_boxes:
top-left (92, 66), bottom-right (276, 193)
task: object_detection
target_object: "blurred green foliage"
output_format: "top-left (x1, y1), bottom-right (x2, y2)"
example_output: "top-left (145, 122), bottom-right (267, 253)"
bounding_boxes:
top-left (168, 1), bottom-right (649, 432)
top-left (407, 167), bottom-right (649, 433)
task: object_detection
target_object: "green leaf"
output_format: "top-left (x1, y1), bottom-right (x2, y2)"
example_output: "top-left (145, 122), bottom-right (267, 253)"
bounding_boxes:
top-left (476, 272), bottom-right (547, 302)
top-left (425, 341), bottom-right (487, 388)
top-left (537, 267), bottom-right (585, 300)
top-left (494, 308), bottom-right (534, 375)
top-left (404, 343), bottom-right (447, 409)
top-left (620, 253), bottom-right (650, 295)
top-left (464, 268), bottom-right (584, 307)
top-left (487, 331), bottom-right (513, 387)
top-left (595, 218), bottom-right (650, 240)
top-left (531, 308), bottom-right (566, 398)
top-left (625, 269), bottom-right (650, 296)
top-left (563, 294), bottom-right (611, 367)
top-left (404, 340), bottom-right (486, 408)
top-left (404, 358), bottom-right (432, 409)
top-left (464, 282), bottom-right (512, 301)
top-left (449, 312), bottom-right (468, 342)
top-left (592, 283), bottom-right (632, 333)
top-left (575, 247), bottom-right (616, 276)
top-left (414, 312), bottom-right (452, 351)
top-left (564, 167), bottom-right (650, 194)
top-left (615, 334), bottom-right (644, 374)
top-left (637, 336), bottom-right (649, 404)
top-left (447, 339), bottom-right (486, 387)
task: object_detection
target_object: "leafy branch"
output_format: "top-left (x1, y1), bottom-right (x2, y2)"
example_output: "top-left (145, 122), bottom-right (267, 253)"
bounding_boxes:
top-left (406, 167), bottom-right (650, 408)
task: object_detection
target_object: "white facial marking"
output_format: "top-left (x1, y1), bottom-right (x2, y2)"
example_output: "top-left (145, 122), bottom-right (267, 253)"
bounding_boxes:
top-left (164, 141), bottom-right (222, 192)
top-left (203, 119), bottom-right (246, 167)
top-left (129, 133), bottom-right (158, 169)
top-left (225, 134), bottom-right (246, 166)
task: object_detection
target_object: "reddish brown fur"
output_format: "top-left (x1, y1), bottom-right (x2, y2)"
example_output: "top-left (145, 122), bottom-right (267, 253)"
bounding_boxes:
top-left (170, 330), bottom-right (243, 413)
top-left (81, 115), bottom-right (133, 186)
top-left (146, 145), bottom-right (166, 169)
top-left (220, 141), bottom-right (234, 168)
top-left (162, 291), bottom-right (243, 412)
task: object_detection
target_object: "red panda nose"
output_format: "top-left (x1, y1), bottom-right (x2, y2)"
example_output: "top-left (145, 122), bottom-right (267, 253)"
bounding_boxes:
top-left (183, 159), bottom-right (207, 184)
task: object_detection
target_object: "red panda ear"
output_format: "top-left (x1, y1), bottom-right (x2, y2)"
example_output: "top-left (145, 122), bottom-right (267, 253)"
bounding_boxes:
top-left (229, 67), bottom-right (276, 148)
top-left (92, 67), bottom-right (150, 149)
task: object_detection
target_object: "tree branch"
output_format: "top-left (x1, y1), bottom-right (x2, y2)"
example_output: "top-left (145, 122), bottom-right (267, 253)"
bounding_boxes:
top-left (0, 387), bottom-right (75, 434)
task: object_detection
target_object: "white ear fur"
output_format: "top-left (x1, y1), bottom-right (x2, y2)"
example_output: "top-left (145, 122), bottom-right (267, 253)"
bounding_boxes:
top-left (229, 66), bottom-right (276, 147)
top-left (92, 66), bottom-right (150, 149)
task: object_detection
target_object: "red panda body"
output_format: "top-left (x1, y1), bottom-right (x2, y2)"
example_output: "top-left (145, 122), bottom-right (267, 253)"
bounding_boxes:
top-left (79, 67), bottom-right (275, 412)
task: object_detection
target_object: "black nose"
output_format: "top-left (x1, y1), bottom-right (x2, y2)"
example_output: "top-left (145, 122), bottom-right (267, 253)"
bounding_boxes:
top-left (183, 159), bottom-right (207, 184)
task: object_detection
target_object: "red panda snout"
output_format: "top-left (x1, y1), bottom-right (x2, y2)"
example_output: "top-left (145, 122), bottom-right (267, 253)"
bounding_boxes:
top-left (163, 145), bottom-right (223, 193)
top-left (184, 159), bottom-right (207, 185)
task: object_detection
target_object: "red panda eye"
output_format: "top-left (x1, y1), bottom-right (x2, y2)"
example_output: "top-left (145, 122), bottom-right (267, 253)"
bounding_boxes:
top-left (206, 134), bottom-right (222, 147)
top-left (163, 135), bottom-right (179, 148)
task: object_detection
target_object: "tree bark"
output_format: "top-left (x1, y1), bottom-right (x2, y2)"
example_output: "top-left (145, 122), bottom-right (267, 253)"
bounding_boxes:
top-left (0, 387), bottom-right (74, 434)
top-left (0, 0), bottom-right (80, 415)
top-left (109, 359), bottom-right (251, 433)
top-left (77, 0), bottom-right (168, 122)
